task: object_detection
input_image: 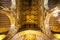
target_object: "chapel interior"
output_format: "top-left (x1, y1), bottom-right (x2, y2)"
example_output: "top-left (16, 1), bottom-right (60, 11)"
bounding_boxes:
top-left (0, 0), bottom-right (60, 40)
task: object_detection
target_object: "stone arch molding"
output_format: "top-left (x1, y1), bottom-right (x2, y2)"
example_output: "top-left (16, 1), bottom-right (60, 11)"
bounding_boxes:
top-left (44, 0), bottom-right (49, 10)
top-left (0, 9), bottom-right (17, 40)
top-left (0, 10), bottom-right (15, 32)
